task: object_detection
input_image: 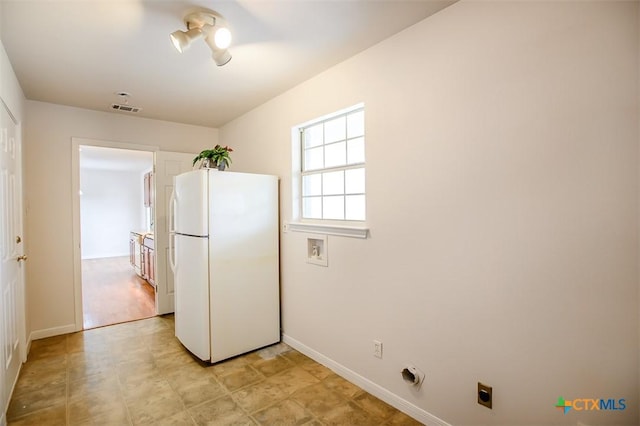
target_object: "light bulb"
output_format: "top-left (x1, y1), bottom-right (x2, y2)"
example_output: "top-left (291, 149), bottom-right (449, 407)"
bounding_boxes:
top-left (214, 27), bottom-right (232, 49)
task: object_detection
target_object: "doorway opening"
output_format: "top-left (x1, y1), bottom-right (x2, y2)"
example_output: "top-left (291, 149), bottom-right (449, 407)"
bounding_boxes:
top-left (79, 145), bottom-right (155, 329)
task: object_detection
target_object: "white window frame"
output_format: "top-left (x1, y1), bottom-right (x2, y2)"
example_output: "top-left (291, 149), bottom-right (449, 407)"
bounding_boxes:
top-left (288, 104), bottom-right (369, 239)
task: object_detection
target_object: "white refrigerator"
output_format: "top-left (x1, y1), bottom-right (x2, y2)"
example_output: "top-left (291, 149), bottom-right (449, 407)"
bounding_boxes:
top-left (170, 169), bottom-right (280, 363)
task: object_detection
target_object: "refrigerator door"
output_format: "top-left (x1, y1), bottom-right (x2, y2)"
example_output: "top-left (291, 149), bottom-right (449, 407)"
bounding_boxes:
top-left (174, 169), bottom-right (209, 237)
top-left (208, 172), bottom-right (280, 362)
top-left (174, 233), bottom-right (210, 361)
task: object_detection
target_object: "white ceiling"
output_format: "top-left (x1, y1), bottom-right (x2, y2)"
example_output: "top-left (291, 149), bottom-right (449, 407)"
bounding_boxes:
top-left (0, 0), bottom-right (455, 128)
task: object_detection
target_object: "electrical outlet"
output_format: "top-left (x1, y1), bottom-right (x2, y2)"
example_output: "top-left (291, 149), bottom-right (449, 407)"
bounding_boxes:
top-left (478, 382), bottom-right (492, 409)
top-left (373, 340), bottom-right (383, 358)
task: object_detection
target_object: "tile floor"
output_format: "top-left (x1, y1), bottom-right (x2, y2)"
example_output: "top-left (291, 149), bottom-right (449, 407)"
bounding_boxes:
top-left (7, 315), bottom-right (423, 425)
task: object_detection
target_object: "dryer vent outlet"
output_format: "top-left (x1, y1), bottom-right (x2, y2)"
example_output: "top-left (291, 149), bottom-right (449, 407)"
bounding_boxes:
top-left (401, 366), bottom-right (424, 387)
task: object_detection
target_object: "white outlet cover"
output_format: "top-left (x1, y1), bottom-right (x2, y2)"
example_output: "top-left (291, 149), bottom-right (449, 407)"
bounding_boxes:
top-left (373, 340), bottom-right (383, 358)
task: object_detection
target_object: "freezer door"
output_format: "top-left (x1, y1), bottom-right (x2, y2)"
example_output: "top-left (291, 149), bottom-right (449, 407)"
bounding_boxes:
top-left (174, 169), bottom-right (208, 236)
top-left (174, 234), bottom-right (210, 361)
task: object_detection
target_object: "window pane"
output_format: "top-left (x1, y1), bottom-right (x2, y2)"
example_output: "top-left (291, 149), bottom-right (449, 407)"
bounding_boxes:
top-left (324, 116), bottom-right (346, 143)
top-left (323, 196), bottom-right (344, 220)
top-left (322, 170), bottom-right (344, 195)
top-left (303, 174), bottom-right (322, 196)
top-left (345, 195), bottom-right (365, 221)
top-left (347, 137), bottom-right (365, 165)
top-left (324, 142), bottom-right (346, 168)
top-left (303, 196), bottom-right (322, 219)
top-left (345, 168), bottom-right (365, 194)
top-left (298, 107), bottom-right (365, 222)
top-left (347, 110), bottom-right (364, 138)
top-left (304, 124), bottom-right (323, 148)
top-left (304, 146), bottom-right (323, 171)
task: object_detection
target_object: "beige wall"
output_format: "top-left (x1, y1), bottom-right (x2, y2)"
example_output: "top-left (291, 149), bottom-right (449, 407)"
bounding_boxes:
top-left (221, 1), bottom-right (639, 424)
top-left (1, 43), bottom-right (24, 123)
top-left (23, 101), bottom-right (217, 335)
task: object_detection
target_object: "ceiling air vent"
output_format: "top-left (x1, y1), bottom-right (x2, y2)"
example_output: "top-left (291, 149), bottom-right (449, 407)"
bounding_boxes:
top-left (111, 103), bottom-right (142, 113)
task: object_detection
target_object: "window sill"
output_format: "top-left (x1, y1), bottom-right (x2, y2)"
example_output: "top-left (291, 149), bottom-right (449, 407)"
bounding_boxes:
top-left (286, 222), bottom-right (369, 239)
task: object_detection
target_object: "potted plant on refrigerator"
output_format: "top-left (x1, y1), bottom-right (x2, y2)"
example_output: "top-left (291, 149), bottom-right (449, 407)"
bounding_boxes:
top-left (192, 145), bottom-right (233, 171)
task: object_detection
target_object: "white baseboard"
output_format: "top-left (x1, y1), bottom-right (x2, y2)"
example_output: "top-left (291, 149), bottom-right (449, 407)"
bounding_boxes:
top-left (282, 334), bottom-right (451, 426)
top-left (25, 336), bottom-right (31, 362)
top-left (29, 323), bottom-right (77, 341)
top-left (81, 253), bottom-right (129, 260)
top-left (1, 411), bottom-right (6, 426)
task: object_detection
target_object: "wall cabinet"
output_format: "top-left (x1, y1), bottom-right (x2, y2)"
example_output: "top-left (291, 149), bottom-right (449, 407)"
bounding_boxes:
top-left (144, 171), bottom-right (155, 231)
top-left (131, 171), bottom-right (156, 288)
top-left (144, 171), bottom-right (153, 208)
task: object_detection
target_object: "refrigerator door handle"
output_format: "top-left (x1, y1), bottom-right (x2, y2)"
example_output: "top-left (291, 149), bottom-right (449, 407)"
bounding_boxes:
top-left (169, 189), bottom-right (177, 272)
top-left (169, 232), bottom-right (177, 272)
top-left (169, 190), bottom-right (177, 234)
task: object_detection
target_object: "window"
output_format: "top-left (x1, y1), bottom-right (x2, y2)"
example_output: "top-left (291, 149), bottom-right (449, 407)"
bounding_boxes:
top-left (300, 106), bottom-right (365, 221)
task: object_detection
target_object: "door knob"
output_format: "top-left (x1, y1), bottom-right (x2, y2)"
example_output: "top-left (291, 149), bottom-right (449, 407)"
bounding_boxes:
top-left (16, 255), bottom-right (27, 262)
top-left (16, 236), bottom-right (21, 244)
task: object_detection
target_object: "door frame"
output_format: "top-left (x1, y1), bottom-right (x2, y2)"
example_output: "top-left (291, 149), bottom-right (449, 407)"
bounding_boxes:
top-left (71, 137), bottom-right (158, 332)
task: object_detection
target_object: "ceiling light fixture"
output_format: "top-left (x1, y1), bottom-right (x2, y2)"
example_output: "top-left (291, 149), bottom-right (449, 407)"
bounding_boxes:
top-left (170, 10), bottom-right (232, 66)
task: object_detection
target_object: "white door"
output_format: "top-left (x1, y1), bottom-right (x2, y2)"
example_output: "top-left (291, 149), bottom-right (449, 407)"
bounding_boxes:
top-left (154, 151), bottom-right (196, 315)
top-left (0, 103), bottom-right (24, 417)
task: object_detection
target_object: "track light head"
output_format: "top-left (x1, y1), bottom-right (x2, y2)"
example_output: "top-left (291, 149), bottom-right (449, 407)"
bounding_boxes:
top-left (204, 33), bottom-right (232, 66)
top-left (212, 49), bottom-right (232, 67)
top-left (170, 27), bottom-right (204, 53)
top-left (171, 10), bottom-right (232, 66)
